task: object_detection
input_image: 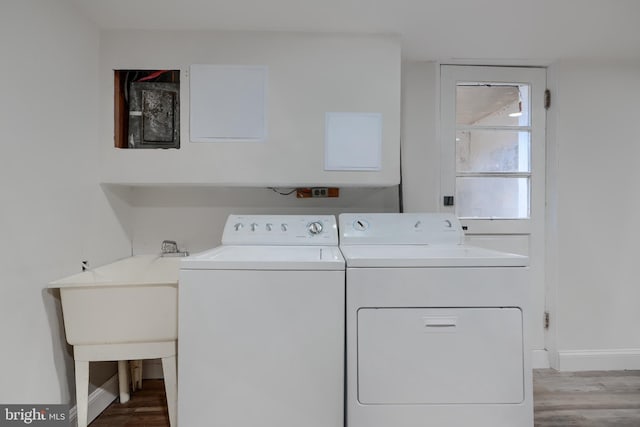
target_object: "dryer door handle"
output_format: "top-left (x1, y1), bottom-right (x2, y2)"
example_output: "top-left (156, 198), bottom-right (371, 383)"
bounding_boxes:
top-left (423, 316), bottom-right (458, 328)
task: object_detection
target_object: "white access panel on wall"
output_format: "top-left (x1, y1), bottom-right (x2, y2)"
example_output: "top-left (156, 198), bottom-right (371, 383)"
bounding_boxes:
top-left (189, 64), bottom-right (267, 142)
top-left (325, 112), bottom-right (382, 171)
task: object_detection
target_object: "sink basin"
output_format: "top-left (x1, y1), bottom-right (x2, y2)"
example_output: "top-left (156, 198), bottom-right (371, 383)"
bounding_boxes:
top-left (50, 254), bottom-right (180, 427)
top-left (49, 255), bottom-right (180, 345)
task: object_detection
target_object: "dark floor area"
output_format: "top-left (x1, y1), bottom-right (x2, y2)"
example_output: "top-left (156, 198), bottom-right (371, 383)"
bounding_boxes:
top-left (91, 370), bottom-right (640, 426)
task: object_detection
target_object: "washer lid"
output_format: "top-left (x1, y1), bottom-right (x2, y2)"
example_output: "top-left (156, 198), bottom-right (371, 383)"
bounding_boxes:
top-left (340, 244), bottom-right (528, 268)
top-left (181, 245), bottom-right (345, 270)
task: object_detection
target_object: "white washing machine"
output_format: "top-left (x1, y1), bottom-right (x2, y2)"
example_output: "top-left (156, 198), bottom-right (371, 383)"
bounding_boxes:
top-left (339, 213), bottom-right (532, 427)
top-left (178, 215), bottom-right (345, 427)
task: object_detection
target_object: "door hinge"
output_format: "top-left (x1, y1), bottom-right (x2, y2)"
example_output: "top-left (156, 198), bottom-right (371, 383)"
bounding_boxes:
top-left (544, 311), bottom-right (550, 329)
top-left (544, 89), bottom-right (551, 110)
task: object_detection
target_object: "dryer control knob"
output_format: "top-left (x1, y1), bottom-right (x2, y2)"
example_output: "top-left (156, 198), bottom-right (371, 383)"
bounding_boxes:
top-left (234, 223), bottom-right (244, 231)
top-left (353, 219), bottom-right (369, 231)
top-left (308, 221), bottom-right (324, 235)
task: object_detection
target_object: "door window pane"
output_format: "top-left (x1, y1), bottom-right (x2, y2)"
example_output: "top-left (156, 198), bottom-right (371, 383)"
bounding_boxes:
top-left (456, 177), bottom-right (529, 219)
top-left (456, 130), bottom-right (530, 173)
top-left (456, 84), bottom-right (530, 127)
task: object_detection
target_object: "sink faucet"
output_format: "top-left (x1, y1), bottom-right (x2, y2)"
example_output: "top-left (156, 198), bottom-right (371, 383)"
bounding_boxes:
top-left (161, 240), bottom-right (189, 257)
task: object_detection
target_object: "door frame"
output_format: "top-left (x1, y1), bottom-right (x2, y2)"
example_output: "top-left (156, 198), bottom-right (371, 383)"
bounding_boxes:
top-left (439, 65), bottom-right (548, 368)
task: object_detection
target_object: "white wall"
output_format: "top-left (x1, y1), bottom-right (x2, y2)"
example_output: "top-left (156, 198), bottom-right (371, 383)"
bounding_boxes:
top-left (547, 59), bottom-right (640, 370)
top-left (401, 62), bottom-right (440, 212)
top-left (0, 0), bottom-right (131, 404)
top-left (99, 31), bottom-right (401, 187)
top-left (129, 187), bottom-right (399, 255)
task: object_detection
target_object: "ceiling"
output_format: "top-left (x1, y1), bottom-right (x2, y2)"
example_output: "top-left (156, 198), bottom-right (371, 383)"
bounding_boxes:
top-left (70, 0), bottom-right (640, 62)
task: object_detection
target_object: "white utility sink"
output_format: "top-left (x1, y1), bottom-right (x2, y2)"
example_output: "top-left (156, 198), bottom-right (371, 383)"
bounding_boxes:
top-left (50, 255), bottom-right (179, 344)
top-left (49, 255), bottom-right (179, 427)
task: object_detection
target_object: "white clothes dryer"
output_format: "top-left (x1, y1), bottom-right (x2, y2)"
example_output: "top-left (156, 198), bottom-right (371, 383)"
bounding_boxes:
top-left (339, 213), bottom-right (532, 427)
top-left (179, 215), bottom-right (345, 427)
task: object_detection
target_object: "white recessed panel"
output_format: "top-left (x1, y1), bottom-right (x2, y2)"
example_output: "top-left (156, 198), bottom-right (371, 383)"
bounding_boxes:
top-left (358, 307), bottom-right (524, 404)
top-left (325, 112), bottom-right (382, 171)
top-left (190, 65), bottom-right (267, 142)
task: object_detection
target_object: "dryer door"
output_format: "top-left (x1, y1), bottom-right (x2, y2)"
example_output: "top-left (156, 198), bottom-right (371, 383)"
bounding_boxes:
top-left (357, 307), bottom-right (523, 405)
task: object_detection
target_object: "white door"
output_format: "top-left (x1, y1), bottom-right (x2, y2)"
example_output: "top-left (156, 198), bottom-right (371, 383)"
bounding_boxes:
top-left (440, 65), bottom-right (547, 367)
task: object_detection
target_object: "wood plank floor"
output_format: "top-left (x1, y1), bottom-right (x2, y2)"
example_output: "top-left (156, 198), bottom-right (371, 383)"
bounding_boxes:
top-left (90, 380), bottom-right (169, 427)
top-left (534, 369), bottom-right (640, 426)
top-left (91, 370), bottom-right (640, 426)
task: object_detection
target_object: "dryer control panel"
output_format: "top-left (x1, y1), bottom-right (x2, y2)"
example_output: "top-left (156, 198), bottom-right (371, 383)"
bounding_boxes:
top-left (339, 213), bottom-right (464, 245)
top-left (222, 215), bottom-right (339, 246)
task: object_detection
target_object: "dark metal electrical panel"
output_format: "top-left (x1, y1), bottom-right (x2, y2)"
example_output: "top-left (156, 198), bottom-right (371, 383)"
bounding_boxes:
top-left (129, 82), bottom-right (180, 148)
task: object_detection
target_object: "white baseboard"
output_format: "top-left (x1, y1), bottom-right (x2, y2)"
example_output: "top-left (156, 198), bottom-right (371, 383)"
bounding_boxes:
top-left (532, 349), bottom-right (550, 369)
top-left (69, 373), bottom-right (119, 427)
top-left (558, 348), bottom-right (640, 371)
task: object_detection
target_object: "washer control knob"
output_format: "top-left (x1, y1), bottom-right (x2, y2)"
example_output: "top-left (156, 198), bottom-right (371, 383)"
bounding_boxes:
top-left (251, 223), bottom-right (258, 232)
top-left (353, 219), bottom-right (369, 231)
top-left (266, 223), bottom-right (273, 231)
top-left (281, 223), bottom-right (288, 232)
top-left (234, 223), bottom-right (244, 231)
top-left (308, 221), bottom-right (324, 235)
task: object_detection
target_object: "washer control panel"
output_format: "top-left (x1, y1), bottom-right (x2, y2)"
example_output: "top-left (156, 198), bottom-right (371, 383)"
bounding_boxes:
top-left (222, 215), bottom-right (339, 245)
top-left (339, 213), bottom-right (464, 245)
